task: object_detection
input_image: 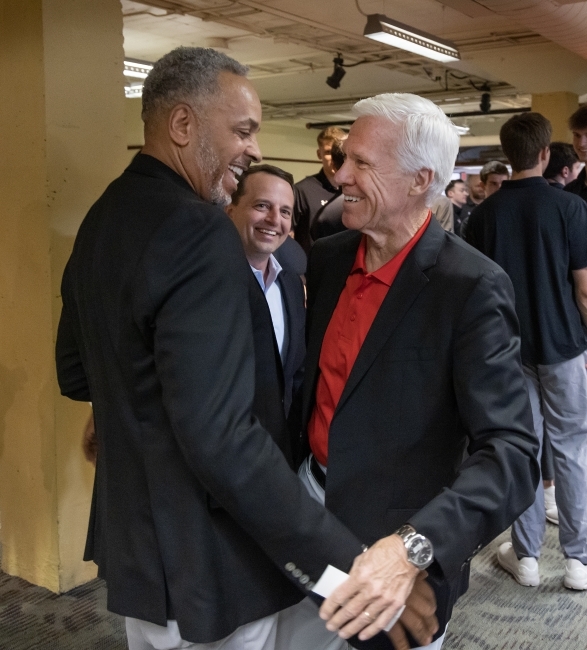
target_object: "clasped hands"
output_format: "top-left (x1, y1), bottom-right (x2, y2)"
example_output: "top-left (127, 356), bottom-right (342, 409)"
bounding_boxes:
top-left (319, 534), bottom-right (438, 648)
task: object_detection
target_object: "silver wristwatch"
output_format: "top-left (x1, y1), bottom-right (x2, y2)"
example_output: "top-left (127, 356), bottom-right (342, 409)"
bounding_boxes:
top-left (395, 524), bottom-right (434, 570)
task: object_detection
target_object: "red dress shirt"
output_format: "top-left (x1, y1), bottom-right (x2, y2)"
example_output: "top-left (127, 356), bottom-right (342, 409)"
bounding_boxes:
top-left (308, 212), bottom-right (432, 465)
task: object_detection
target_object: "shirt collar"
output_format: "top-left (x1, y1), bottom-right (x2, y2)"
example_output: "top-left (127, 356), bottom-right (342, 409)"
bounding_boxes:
top-left (251, 254), bottom-right (282, 292)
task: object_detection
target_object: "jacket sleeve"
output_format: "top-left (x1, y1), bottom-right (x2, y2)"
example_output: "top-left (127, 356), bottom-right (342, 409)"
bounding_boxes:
top-left (409, 268), bottom-right (539, 580)
top-left (137, 208), bottom-right (364, 590)
top-left (56, 262), bottom-right (91, 402)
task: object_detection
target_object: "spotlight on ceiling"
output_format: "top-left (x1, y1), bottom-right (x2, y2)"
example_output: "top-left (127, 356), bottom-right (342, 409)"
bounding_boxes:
top-left (363, 14), bottom-right (460, 63)
top-left (480, 91), bottom-right (491, 113)
top-left (326, 55), bottom-right (346, 89)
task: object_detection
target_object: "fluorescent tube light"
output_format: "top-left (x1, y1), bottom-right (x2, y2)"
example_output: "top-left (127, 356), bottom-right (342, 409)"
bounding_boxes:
top-left (125, 84), bottom-right (144, 98)
top-left (124, 60), bottom-right (153, 80)
top-left (364, 14), bottom-right (460, 62)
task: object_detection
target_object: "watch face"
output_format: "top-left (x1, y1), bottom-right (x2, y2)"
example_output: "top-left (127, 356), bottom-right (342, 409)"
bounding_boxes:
top-left (408, 535), bottom-right (433, 567)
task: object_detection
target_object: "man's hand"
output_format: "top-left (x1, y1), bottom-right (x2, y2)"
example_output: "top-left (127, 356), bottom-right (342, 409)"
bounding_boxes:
top-left (387, 571), bottom-right (438, 649)
top-left (82, 413), bottom-right (97, 466)
top-left (319, 534), bottom-right (420, 641)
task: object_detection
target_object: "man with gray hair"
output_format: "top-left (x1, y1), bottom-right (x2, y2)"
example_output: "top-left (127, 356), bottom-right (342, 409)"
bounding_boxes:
top-left (56, 48), bottom-right (437, 650)
top-left (283, 93), bottom-right (539, 649)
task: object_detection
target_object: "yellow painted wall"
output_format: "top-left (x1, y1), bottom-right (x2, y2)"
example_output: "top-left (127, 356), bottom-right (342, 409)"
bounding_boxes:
top-left (0, 0), bottom-right (127, 592)
top-left (532, 92), bottom-right (579, 142)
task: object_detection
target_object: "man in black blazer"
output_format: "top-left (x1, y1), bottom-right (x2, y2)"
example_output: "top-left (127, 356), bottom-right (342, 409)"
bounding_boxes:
top-left (226, 164), bottom-right (305, 416)
top-left (56, 48), bottom-right (435, 650)
top-left (288, 93), bottom-right (540, 649)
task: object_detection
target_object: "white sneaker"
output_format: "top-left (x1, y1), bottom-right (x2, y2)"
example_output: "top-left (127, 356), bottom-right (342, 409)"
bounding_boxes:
top-left (545, 505), bottom-right (559, 525)
top-left (564, 559), bottom-right (587, 590)
top-left (497, 542), bottom-right (540, 586)
top-left (544, 485), bottom-right (556, 509)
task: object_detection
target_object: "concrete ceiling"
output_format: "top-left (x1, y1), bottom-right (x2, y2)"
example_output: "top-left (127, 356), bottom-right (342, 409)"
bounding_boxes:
top-left (121, 0), bottom-right (587, 136)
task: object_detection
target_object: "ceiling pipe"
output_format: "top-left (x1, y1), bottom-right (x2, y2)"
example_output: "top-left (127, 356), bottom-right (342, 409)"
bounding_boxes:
top-left (472, 0), bottom-right (587, 60)
top-left (305, 106), bottom-right (530, 129)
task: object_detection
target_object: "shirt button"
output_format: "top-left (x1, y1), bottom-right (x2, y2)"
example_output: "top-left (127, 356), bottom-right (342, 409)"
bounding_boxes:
top-left (350, 314), bottom-right (356, 322)
top-left (358, 293), bottom-right (363, 299)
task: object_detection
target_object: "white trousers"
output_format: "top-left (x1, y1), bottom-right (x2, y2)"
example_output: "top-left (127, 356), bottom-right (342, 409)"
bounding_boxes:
top-left (125, 614), bottom-right (279, 650)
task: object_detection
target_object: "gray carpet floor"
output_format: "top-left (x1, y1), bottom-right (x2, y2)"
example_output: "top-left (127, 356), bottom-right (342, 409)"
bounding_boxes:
top-left (1, 524), bottom-right (585, 649)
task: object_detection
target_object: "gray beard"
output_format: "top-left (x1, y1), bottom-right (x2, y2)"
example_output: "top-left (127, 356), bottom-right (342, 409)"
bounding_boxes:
top-left (196, 135), bottom-right (230, 206)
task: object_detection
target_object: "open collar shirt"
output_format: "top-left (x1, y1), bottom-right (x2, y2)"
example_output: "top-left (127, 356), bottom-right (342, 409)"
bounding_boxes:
top-left (251, 254), bottom-right (285, 356)
top-left (308, 212), bottom-right (432, 465)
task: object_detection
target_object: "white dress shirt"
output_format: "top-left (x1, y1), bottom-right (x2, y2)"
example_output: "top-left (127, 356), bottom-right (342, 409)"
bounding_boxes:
top-left (250, 254), bottom-right (285, 355)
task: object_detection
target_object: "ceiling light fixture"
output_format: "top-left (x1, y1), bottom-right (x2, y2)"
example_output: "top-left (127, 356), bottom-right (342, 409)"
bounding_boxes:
top-left (124, 60), bottom-right (153, 79)
top-left (363, 14), bottom-right (460, 63)
top-left (125, 84), bottom-right (144, 99)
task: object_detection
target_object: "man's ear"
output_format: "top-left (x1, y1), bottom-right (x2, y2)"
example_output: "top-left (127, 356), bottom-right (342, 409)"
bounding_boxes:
top-left (168, 103), bottom-right (194, 147)
top-left (561, 165), bottom-right (570, 179)
top-left (409, 169), bottom-right (435, 197)
top-left (317, 148), bottom-right (323, 162)
top-left (225, 203), bottom-right (234, 219)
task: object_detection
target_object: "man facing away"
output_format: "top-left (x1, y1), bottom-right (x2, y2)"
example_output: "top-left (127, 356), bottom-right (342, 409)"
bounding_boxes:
top-left (280, 93), bottom-right (539, 650)
top-left (56, 47), bottom-right (436, 650)
top-left (293, 127), bottom-right (345, 253)
top-left (467, 112), bottom-right (587, 591)
top-left (226, 165), bottom-right (305, 416)
top-left (565, 104), bottom-right (587, 202)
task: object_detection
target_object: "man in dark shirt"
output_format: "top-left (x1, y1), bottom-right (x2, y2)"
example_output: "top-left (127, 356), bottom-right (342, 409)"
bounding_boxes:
top-left (445, 179), bottom-right (468, 236)
top-left (467, 112), bottom-right (587, 591)
top-left (458, 173), bottom-right (484, 226)
top-left (460, 161), bottom-right (509, 241)
top-left (293, 127), bottom-right (344, 252)
top-left (544, 141), bottom-right (581, 189)
top-left (565, 105), bottom-right (587, 202)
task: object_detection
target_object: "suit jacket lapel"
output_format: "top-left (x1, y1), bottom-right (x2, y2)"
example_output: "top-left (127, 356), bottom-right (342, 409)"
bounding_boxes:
top-left (334, 218), bottom-right (445, 416)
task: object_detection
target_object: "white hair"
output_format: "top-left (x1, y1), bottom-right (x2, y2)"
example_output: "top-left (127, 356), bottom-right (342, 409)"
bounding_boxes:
top-left (353, 93), bottom-right (460, 205)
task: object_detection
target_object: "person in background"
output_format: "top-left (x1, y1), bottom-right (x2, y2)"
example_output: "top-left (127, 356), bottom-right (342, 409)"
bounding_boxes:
top-left (538, 141), bottom-right (582, 525)
top-left (458, 173), bottom-right (485, 225)
top-left (460, 161), bottom-right (509, 241)
top-left (430, 195), bottom-right (454, 232)
top-left (445, 179), bottom-right (468, 236)
top-left (544, 142), bottom-right (581, 189)
top-left (565, 105), bottom-right (587, 202)
top-left (467, 112), bottom-right (587, 591)
top-left (293, 127), bottom-right (345, 253)
top-left (310, 138), bottom-right (347, 241)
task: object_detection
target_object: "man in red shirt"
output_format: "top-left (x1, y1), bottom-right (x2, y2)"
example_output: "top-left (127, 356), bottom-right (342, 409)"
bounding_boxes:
top-left (281, 93), bottom-right (539, 650)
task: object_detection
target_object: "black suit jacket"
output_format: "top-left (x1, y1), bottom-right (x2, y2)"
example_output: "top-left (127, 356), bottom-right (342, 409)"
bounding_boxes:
top-left (55, 154), bottom-right (365, 643)
top-left (275, 270), bottom-right (306, 416)
top-left (301, 220), bottom-right (539, 636)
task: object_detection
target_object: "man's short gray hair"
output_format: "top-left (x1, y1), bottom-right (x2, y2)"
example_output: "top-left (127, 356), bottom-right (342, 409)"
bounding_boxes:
top-left (352, 93), bottom-right (460, 205)
top-left (142, 47), bottom-right (249, 121)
